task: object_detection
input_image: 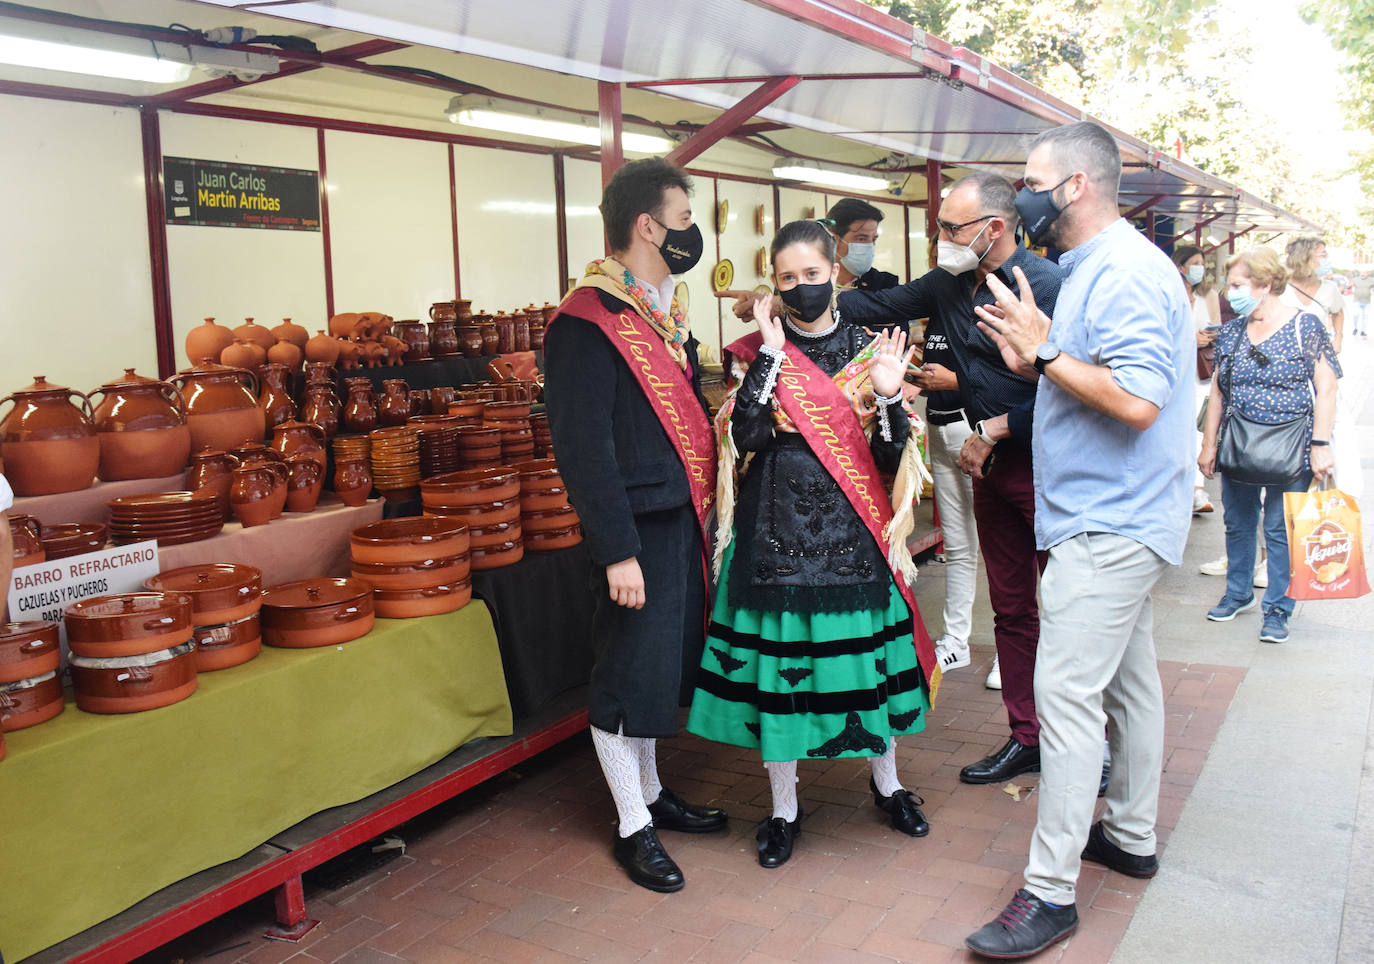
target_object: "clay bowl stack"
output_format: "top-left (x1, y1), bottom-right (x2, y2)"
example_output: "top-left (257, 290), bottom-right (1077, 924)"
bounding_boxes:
top-left (259, 577), bottom-right (374, 648)
top-left (512, 459), bottom-right (582, 552)
top-left (145, 563), bottom-right (262, 672)
top-left (108, 491), bottom-right (223, 547)
top-left (369, 426), bottom-right (420, 497)
top-left (456, 424), bottom-right (502, 470)
top-left (420, 468), bottom-right (523, 570)
top-left (529, 412), bottom-right (552, 458)
top-left (349, 517), bottom-right (472, 618)
top-left (39, 522), bottom-right (107, 560)
top-left (446, 399), bottom-right (485, 421)
top-left (65, 592), bottom-right (199, 714)
top-left (0, 621), bottom-right (63, 732)
top-left (482, 401), bottom-right (534, 463)
top-left (333, 434), bottom-right (371, 465)
top-left (409, 415), bottom-right (463, 478)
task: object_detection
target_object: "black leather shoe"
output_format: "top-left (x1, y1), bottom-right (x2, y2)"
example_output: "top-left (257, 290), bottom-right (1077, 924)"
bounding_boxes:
top-left (756, 807), bottom-right (802, 869)
top-left (648, 787), bottom-right (728, 833)
top-left (965, 888), bottom-right (1078, 959)
top-left (870, 778), bottom-right (929, 837)
top-left (959, 738), bottom-right (1041, 785)
top-left (613, 824), bottom-right (684, 892)
top-left (1098, 760), bottom-right (1111, 798)
top-left (1081, 821), bottom-right (1158, 878)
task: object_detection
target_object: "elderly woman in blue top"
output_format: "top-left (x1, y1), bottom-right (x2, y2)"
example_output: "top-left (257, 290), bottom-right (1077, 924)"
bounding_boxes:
top-left (1199, 246), bottom-right (1339, 643)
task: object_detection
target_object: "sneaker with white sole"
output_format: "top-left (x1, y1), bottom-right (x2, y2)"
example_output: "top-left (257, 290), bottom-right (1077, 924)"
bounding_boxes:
top-left (1259, 607), bottom-right (1289, 643)
top-left (985, 655), bottom-right (1002, 690)
top-left (934, 637), bottom-right (971, 671)
top-left (1192, 489), bottom-right (1214, 513)
top-left (1199, 555), bottom-right (1227, 576)
top-left (1206, 594), bottom-right (1257, 622)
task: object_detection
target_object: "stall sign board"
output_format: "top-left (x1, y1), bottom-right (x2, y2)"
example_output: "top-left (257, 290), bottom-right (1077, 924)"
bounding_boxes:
top-left (164, 156), bottom-right (320, 231)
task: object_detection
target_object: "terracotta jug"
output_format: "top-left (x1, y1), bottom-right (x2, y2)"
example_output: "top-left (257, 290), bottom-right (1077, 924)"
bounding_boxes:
top-left (457, 324), bottom-right (484, 358)
top-left (271, 317), bottom-right (309, 350)
top-left (428, 301), bottom-right (458, 324)
top-left (221, 335), bottom-right (266, 371)
top-left (185, 317), bottom-right (234, 367)
top-left (304, 361), bottom-right (336, 387)
top-left (393, 320), bottom-right (429, 362)
top-left (305, 329), bottom-right (340, 365)
top-left (408, 390), bottom-right (430, 418)
top-left (456, 299), bottom-right (473, 322)
top-left (172, 362), bottom-right (266, 454)
top-left (257, 364), bottom-right (297, 431)
top-left (285, 455), bottom-right (324, 513)
top-left (267, 336), bottom-right (304, 371)
top-left (233, 317), bottom-right (275, 352)
top-left (229, 464), bottom-right (276, 527)
top-left (342, 381), bottom-right (378, 434)
top-left (90, 369), bottom-right (192, 481)
top-left (185, 449), bottom-right (241, 521)
top-left (0, 377), bottom-right (100, 496)
top-left (270, 419), bottom-right (327, 472)
top-left (428, 320), bottom-right (459, 357)
top-left (334, 457), bottom-right (372, 506)
top-left (300, 387), bottom-right (340, 439)
top-left (378, 379), bottom-right (410, 427)
top-left (9, 514), bottom-right (44, 567)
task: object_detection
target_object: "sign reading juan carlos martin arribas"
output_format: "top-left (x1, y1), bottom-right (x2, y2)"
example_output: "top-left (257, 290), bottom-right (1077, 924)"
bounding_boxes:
top-left (164, 155), bottom-right (321, 231)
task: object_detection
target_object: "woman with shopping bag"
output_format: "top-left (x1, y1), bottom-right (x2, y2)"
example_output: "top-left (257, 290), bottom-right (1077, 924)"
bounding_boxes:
top-left (1199, 246), bottom-right (1340, 643)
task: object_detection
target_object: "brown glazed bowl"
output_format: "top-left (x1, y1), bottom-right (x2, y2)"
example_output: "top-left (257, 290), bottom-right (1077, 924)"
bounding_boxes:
top-left (469, 540), bottom-right (524, 570)
top-left (189, 613), bottom-right (262, 672)
top-left (431, 498), bottom-right (522, 527)
top-left (482, 400), bottom-right (531, 423)
top-left (0, 671), bottom-right (65, 730)
top-left (521, 504), bottom-right (581, 532)
top-left (421, 467), bottom-right (519, 507)
top-left (519, 486), bottom-right (570, 512)
top-left (372, 577), bottom-right (473, 619)
top-left (39, 522), bottom-right (108, 560)
top-left (446, 400), bottom-right (486, 419)
top-left (350, 552), bottom-right (470, 591)
top-left (525, 523), bottom-right (583, 552)
top-left (70, 643), bottom-right (198, 714)
top-left (350, 517), bottom-right (469, 565)
top-left (65, 592), bottom-right (194, 658)
top-left (0, 621), bottom-right (60, 684)
top-left (145, 564), bottom-right (262, 625)
top-left (468, 518), bottom-right (522, 549)
top-left (260, 578), bottom-right (375, 648)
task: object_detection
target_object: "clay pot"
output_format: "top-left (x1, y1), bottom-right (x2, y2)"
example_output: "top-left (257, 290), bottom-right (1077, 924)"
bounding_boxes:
top-left (422, 467), bottom-right (520, 507)
top-left (337, 338), bottom-right (362, 370)
top-left (185, 317), bottom-right (234, 367)
top-left (65, 591), bottom-right (194, 658)
top-left (286, 455), bottom-right (324, 512)
top-left (525, 523), bottom-right (582, 552)
top-left (70, 642), bottom-right (198, 714)
top-left (267, 336), bottom-right (304, 371)
top-left (529, 324), bottom-right (545, 351)
top-left (40, 522), bottom-right (107, 560)
top-left (512, 312), bottom-right (530, 352)
top-left (457, 325), bottom-right (484, 358)
top-left (305, 330), bottom-right (341, 365)
top-left (0, 377), bottom-right (100, 496)
top-left (257, 363), bottom-right (297, 432)
top-left (270, 419), bottom-right (327, 473)
top-left (372, 578), bottom-right (472, 619)
top-left (257, 459), bottom-right (289, 518)
top-left (220, 335), bottom-right (266, 371)
top-left (233, 317), bottom-right (275, 352)
top-left (0, 621), bottom-right (60, 684)
top-left (335, 457), bottom-right (373, 506)
top-left (173, 362), bottom-right (265, 454)
top-left (350, 552), bottom-right (470, 591)
top-left (475, 321), bottom-right (497, 356)
top-left (428, 301), bottom-right (458, 324)
top-left (90, 369), bottom-right (192, 482)
top-left (342, 383), bottom-right (378, 434)
top-left (9, 514), bottom-right (44, 567)
top-left (260, 577), bottom-right (375, 648)
top-left (523, 504), bottom-right (580, 532)
top-left (189, 613), bottom-right (261, 672)
top-left (271, 317), bottom-right (309, 350)
top-left (393, 320), bottom-right (429, 362)
top-left (378, 380), bottom-right (410, 427)
top-left (349, 517), bottom-right (470, 565)
top-left (301, 387), bottom-right (340, 439)
top-left (145, 563), bottom-right (262, 625)
top-left (185, 449), bottom-right (241, 521)
top-left (1, 672), bottom-right (64, 730)
top-left (428, 320), bottom-right (459, 357)
top-left (330, 312), bottom-right (364, 339)
top-left (469, 539), bottom-right (524, 570)
top-left (230, 464), bottom-right (276, 527)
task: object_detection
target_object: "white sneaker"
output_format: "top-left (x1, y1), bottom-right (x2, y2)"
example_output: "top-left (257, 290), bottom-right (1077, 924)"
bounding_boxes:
top-left (935, 636), bottom-right (971, 671)
top-left (1192, 488), bottom-right (1214, 513)
top-left (1254, 558), bottom-right (1268, 589)
top-left (985, 655), bottom-right (1002, 690)
top-left (1199, 554), bottom-right (1228, 576)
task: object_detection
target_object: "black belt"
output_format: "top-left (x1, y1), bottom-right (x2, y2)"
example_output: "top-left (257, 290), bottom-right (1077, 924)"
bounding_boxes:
top-left (926, 408), bottom-right (967, 427)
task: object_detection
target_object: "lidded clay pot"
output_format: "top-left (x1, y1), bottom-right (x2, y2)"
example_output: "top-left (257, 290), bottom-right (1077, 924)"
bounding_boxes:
top-left (271, 317), bottom-right (309, 350)
top-left (305, 330), bottom-right (341, 365)
top-left (233, 317), bottom-right (275, 352)
top-left (90, 368), bottom-right (192, 482)
top-left (172, 362), bottom-right (266, 454)
top-left (185, 317), bottom-right (234, 367)
top-left (0, 376), bottom-right (100, 496)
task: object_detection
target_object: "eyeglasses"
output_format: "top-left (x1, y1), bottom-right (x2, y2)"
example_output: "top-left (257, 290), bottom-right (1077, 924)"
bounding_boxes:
top-left (1248, 344), bottom-right (1270, 367)
top-left (935, 214), bottom-right (994, 236)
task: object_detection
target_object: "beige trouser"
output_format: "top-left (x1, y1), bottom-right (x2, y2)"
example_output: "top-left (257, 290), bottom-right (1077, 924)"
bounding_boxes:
top-left (1024, 531), bottom-right (1169, 906)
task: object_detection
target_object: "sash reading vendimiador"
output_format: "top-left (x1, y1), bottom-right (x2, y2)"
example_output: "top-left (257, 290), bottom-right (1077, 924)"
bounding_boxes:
top-left (726, 332), bottom-right (938, 685)
top-left (549, 287), bottom-right (716, 549)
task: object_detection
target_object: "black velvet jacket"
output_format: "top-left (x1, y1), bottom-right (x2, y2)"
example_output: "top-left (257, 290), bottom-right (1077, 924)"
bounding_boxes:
top-left (726, 315), bottom-right (909, 614)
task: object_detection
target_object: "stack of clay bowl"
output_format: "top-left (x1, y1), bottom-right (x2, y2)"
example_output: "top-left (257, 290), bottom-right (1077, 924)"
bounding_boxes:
top-left (446, 398), bottom-right (485, 421)
top-left (259, 577), bottom-right (374, 648)
top-left (65, 592), bottom-right (198, 714)
top-left (39, 522), bottom-right (107, 560)
top-left (333, 434), bottom-right (371, 465)
top-left (512, 459), bottom-right (583, 552)
top-left (108, 491), bottom-right (224, 547)
top-left (420, 468), bottom-right (523, 570)
top-left (529, 412), bottom-right (552, 458)
top-left (146, 564), bottom-right (262, 672)
top-left (0, 621), bottom-right (63, 732)
top-left (455, 424), bottom-right (502, 469)
top-left (410, 416), bottom-right (463, 478)
top-left (483, 401), bottom-right (534, 463)
top-left (369, 426), bottom-right (420, 496)
top-left (350, 518), bottom-right (472, 618)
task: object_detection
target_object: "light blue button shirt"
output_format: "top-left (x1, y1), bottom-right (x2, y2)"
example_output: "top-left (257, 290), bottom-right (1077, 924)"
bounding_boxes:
top-left (1032, 218), bottom-right (1195, 565)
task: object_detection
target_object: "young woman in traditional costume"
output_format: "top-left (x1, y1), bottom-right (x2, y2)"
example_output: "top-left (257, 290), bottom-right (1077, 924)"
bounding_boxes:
top-left (686, 220), bottom-right (940, 868)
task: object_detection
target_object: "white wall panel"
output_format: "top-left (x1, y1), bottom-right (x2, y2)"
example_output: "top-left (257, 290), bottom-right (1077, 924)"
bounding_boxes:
top-left (869, 199), bottom-right (905, 282)
top-left (161, 113), bottom-right (326, 366)
top-left (714, 180), bottom-right (775, 351)
top-left (778, 187), bottom-right (828, 226)
top-left (325, 131), bottom-right (453, 321)
top-left (0, 96), bottom-right (155, 393)
top-left (564, 158), bottom-right (605, 289)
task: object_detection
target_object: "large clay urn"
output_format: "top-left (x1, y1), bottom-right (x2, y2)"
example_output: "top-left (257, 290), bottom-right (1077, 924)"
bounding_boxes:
top-left (233, 317), bottom-right (275, 352)
top-left (305, 330), bottom-right (340, 365)
top-left (0, 377), bottom-right (100, 496)
top-left (300, 387), bottom-right (340, 439)
top-left (258, 364), bottom-right (297, 432)
top-left (185, 317), bottom-right (233, 367)
top-left (185, 449), bottom-right (241, 521)
top-left (172, 362), bottom-right (265, 454)
top-left (267, 336), bottom-right (304, 372)
top-left (270, 419), bottom-right (327, 473)
top-left (271, 317), bottom-right (309, 350)
top-left (90, 369), bottom-right (192, 481)
top-left (220, 335), bottom-right (266, 371)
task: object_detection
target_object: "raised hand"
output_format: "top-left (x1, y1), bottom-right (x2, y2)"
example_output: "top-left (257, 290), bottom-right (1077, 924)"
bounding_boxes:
top-left (973, 266), bottom-right (1051, 372)
top-left (869, 327), bottom-right (916, 398)
top-left (755, 291), bottom-right (785, 350)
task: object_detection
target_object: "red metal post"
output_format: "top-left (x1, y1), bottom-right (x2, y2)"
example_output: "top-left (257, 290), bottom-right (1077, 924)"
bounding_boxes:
top-left (925, 161), bottom-right (941, 269)
top-left (139, 106), bottom-right (176, 378)
top-left (598, 81), bottom-right (623, 190)
top-left (273, 877), bottom-right (307, 926)
top-left (448, 144), bottom-right (462, 298)
top-left (316, 128), bottom-right (334, 319)
top-left (664, 75), bottom-right (802, 168)
top-left (903, 204), bottom-right (912, 281)
top-left (1145, 210), bottom-right (1156, 243)
top-left (553, 152), bottom-right (569, 295)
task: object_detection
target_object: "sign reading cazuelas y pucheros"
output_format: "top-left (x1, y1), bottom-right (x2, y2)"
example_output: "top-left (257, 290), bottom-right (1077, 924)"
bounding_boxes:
top-left (164, 156), bottom-right (320, 231)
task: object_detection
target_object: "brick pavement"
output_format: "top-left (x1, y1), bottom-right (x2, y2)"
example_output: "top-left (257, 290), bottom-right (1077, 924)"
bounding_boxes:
top-left (140, 655), bottom-right (1241, 964)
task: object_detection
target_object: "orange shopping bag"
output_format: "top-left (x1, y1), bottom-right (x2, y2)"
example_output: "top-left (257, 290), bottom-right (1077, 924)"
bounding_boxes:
top-left (1283, 483), bottom-right (1370, 600)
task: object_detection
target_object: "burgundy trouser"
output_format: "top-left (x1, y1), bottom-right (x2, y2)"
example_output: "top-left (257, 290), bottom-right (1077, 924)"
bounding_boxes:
top-left (971, 444), bottom-right (1046, 746)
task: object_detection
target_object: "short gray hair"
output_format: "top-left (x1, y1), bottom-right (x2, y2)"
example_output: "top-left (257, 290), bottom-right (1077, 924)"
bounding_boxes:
top-left (1029, 121), bottom-right (1121, 197)
top-left (948, 172), bottom-right (1018, 226)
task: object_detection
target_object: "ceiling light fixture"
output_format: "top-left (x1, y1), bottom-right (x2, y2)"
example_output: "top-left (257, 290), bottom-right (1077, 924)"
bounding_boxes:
top-left (447, 94), bottom-right (673, 154)
top-left (771, 160), bottom-right (892, 192)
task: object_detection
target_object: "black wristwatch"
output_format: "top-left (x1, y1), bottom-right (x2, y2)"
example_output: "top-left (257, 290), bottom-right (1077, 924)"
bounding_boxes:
top-left (1311, 439), bottom-right (1330, 446)
top-left (1033, 342), bottom-right (1061, 373)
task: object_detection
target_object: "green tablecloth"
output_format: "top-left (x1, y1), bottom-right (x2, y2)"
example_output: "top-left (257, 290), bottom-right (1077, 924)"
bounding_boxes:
top-left (0, 604), bottom-right (512, 961)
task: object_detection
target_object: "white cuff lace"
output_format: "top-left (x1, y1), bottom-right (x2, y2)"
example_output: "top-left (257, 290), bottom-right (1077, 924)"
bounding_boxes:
top-left (754, 345), bottom-right (785, 404)
top-left (874, 389), bottom-right (902, 442)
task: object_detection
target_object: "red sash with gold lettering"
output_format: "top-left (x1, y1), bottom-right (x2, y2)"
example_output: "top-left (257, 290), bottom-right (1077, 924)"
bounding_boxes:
top-left (551, 288), bottom-right (716, 548)
top-left (727, 333), bottom-right (935, 674)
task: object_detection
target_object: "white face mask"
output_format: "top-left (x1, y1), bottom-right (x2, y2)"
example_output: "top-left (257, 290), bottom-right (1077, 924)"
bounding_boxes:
top-left (1186, 264), bottom-right (1205, 286)
top-left (840, 241), bottom-right (876, 277)
top-left (936, 220), bottom-right (993, 275)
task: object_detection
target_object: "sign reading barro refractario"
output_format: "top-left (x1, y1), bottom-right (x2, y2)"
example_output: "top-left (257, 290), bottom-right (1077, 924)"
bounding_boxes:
top-left (164, 156), bottom-right (321, 231)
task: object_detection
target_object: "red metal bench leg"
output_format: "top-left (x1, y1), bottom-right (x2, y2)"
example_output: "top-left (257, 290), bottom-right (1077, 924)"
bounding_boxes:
top-left (263, 876), bottom-right (318, 942)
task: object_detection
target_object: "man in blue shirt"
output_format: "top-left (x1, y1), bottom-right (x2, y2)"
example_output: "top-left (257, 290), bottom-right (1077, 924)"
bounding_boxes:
top-left (964, 122), bottom-right (1193, 960)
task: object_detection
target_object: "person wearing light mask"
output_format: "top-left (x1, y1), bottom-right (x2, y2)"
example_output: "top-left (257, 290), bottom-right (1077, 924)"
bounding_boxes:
top-left (1283, 236), bottom-right (1345, 354)
top-left (1173, 244), bottom-right (1220, 515)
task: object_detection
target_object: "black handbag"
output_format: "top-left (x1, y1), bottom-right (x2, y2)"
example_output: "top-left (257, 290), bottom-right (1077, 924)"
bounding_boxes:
top-left (1216, 409), bottom-right (1309, 485)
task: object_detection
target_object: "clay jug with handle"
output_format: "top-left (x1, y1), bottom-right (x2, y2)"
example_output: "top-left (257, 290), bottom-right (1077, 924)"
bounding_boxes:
top-left (90, 369), bottom-right (192, 481)
top-left (0, 377), bottom-right (100, 495)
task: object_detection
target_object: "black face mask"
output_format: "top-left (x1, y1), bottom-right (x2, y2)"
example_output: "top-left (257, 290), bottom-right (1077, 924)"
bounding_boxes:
top-left (779, 281), bottom-right (833, 323)
top-left (1014, 174), bottom-right (1074, 246)
top-left (652, 218), bottom-right (704, 274)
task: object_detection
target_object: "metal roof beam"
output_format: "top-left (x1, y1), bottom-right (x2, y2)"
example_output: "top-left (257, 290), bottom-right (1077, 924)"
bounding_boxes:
top-left (627, 72), bottom-right (928, 88)
top-left (1122, 195), bottom-right (1167, 219)
top-left (665, 75), bottom-right (801, 167)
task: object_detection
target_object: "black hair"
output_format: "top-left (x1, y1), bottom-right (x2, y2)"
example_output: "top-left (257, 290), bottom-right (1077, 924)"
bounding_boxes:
top-left (1172, 244), bottom-right (1204, 268)
top-left (771, 219), bottom-right (837, 265)
top-left (599, 158), bottom-right (693, 252)
top-left (824, 197), bottom-right (884, 236)
top-left (1029, 121), bottom-right (1122, 196)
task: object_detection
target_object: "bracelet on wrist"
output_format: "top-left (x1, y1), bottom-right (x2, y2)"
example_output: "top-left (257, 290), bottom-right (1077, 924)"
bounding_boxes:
top-left (1310, 439), bottom-right (1330, 446)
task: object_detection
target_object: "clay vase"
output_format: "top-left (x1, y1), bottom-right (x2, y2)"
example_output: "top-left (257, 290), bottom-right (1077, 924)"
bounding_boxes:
top-left (185, 449), bottom-right (241, 521)
top-left (229, 464), bottom-right (276, 528)
top-left (172, 362), bottom-right (266, 454)
top-left (234, 317), bottom-right (275, 353)
top-left (337, 339), bottom-right (362, 370)
top-left (360, 341), bottom-right (386, 369)
top-left (220, 335), bottom-right (266, 371)
top-left (257, 363), bottom-right (297, 433)
top-left (0, 377), bottom-right (100, 496)
top-left (334, 457), bottom-right (372, 506)
top-left (393, 320), bottom-right (429, 362)
top-left (270, 419), bottom-right (327, 473)
top-left (428, 320), bottom-right (459, 357)
top-left (300, 387), bottom-right (340, 439)
top-left (267, 336), bottom-right (304, 372)
top-left (457, 324), bottom-right (484, 358)
top-left (305, 330), bottom-right (341, 366)
top-left (90, 369), bottom-right (192, 481)
top-left (9, 513), bottom-right (44, 566)
top-left (378, 380), bottom-right (411, 427)
top-left (271, 317), bottom-right (309, 351)
top-left (342, 383), bottom-right (378, 434)
top-left (185, 317), bottom-right (235, 367)
top-left (285, 455), bottom-right (324, 512)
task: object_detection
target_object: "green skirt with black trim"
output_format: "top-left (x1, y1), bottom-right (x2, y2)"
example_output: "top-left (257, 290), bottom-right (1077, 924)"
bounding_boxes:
top-left (686, 540), bottom-right (930, 762)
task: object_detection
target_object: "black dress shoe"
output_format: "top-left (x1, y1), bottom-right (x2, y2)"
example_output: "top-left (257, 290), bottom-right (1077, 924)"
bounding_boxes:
top-left (870, 778), bottom-right (929, 837)
top-left (965, 888), bottom-right (1078, 959)
top-left (756, 807), bottom-right (802, 869)
top-left (1098, 760), bottom-right (1111, 798)
top-left (1081, 821), bottom-right (1158, 878)
top-left (959, 738), bottom-right (1041, 785)
top-left (613, 824), bottom-right (684, 892)
top-left (648, 787), bottom-right (728, 833)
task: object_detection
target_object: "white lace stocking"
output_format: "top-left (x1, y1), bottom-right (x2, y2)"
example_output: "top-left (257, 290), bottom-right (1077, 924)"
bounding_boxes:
top-left (636, 737), bottom-right (663, 805)
top-left (591, 725), bottom-right (652, 837)
top-left (869, 738), bottom-right (903, 797)
top-left (765, 760), bottom-right (799, 821)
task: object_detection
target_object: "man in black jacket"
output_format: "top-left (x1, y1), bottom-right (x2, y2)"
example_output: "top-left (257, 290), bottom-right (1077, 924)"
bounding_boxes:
top-left (544, 158), bottom-right (727, 894)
